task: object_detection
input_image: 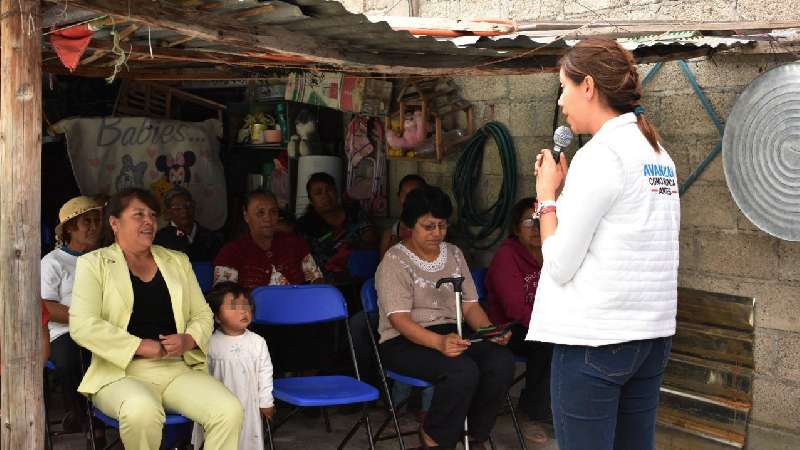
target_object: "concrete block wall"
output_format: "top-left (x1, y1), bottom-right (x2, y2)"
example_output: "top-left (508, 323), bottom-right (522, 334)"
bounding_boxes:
top-left (336, 1), bottom-right (800, 446)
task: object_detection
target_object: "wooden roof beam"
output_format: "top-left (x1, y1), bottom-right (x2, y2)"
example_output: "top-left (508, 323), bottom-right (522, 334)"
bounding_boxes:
top-left (45, 0), bottom-right (359, 68)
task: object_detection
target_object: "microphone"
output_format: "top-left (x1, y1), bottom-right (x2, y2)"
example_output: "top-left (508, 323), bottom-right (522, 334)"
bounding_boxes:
top-left (552, 126), bottom-right (573, 161)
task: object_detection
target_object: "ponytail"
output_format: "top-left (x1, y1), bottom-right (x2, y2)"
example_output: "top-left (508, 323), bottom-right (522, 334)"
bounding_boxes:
top-left (636, 114), bottom-right (662, 153)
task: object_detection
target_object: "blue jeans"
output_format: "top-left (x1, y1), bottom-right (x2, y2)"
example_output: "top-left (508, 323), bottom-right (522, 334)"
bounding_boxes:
top-left (550, 337), bottom-right (672, 450)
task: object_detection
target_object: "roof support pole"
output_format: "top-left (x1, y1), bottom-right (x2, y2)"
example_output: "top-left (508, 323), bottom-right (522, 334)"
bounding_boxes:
top-left (0, 1), bottom-right (44, 448)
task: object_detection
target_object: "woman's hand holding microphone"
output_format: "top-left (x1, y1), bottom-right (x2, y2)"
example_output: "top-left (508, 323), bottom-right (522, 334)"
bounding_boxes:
top-left (535, 149), bottom-right (569, 201)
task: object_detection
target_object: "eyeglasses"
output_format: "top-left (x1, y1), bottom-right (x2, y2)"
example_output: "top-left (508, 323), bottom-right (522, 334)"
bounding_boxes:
top-left (419, 222), bottom-right (448, 232)
top-left (519, 216), bottom-right (539, 228)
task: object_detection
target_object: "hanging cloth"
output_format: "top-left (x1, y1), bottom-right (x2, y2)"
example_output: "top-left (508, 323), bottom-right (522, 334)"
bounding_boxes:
top-left (50, 24), bottom-right (95, 71)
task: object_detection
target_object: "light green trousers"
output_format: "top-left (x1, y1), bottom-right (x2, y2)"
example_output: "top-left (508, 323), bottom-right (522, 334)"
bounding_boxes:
top-left (92, 358), bottom-right (243, 450)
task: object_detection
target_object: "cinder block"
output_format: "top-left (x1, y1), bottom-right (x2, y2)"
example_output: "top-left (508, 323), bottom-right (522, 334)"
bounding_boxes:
top-left (747, 423), bottom-right (800, 450)
top-left (688, 138), bottom-right (726, 183)
top-left (515, 177), bottom-right (535, 203)
top-left (707, 91), bottom-right (739, 127)
top-left (695, 230), bottom-right (779, 279)
top-left (737, 0), bottom-right (800, 21)
top-left (513, 136), bottom-right (546, 176)
top-left (455, 76), bottom-right (508, 102)
top-left (685, 54), bottom-right (793, 90)
top-left (562, 0), bottom-right (616, 17)
top-left (754, 283), bottom-right (800, 334)
top-left (472, 101), bottom-right (512, 127)
top-left (772, 329), bottom-right (800, 381)
top-left (508, 0), bottom-right (563, 20)
top-left (507, 73), bottom-right (560, 101)
top-left (639, 62), bottom-right (692, 94)
top-left (660, 138), bottom-right (694, 185)
top-left (753, 328), bottom-right (778, 378)
top-left (660, 93), bottom-right (722, 138)
top-left (639, 95), bottom-right (663, 128)
top-left (509, 101), bottom-right (557, 138)
top-left (736, 208), bottom-right (763, 233)
top-left (751, 376), bottom-right (800, 432)
top-left (631, 0), bottom-right (737, 20)
top-left (779, 241), bottom-right (800, 282)
top-left (679, 233), bottom-right (698, 272)
top-left (681, 183), bottom-right (739, 230)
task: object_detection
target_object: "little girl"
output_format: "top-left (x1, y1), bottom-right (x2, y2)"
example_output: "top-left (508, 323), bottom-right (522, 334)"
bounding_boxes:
top-left (193, 282), bottom-right (275, 450)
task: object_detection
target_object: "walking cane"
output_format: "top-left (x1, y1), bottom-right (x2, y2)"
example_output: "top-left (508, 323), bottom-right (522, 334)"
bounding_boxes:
top-left (436, 276), bottom-right (469, 450)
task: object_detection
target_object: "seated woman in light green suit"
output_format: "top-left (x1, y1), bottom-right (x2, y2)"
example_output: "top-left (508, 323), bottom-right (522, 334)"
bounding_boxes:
top-left (70, 188), bottom-right (243, 450)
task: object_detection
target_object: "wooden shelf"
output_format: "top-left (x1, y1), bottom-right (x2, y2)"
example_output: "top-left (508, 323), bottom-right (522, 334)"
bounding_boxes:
top-left (232, 143), bottom-right (285, 151)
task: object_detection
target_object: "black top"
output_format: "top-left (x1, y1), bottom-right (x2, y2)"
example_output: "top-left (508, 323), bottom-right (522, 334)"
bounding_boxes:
top-left (154, 223), bottom-right (223, 262)
top-left (127, 270), bottom-right (178, 340)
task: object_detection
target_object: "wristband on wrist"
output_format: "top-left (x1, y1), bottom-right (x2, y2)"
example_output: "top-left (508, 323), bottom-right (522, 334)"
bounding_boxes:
top-left (534, 200), bottom-right (557, 218)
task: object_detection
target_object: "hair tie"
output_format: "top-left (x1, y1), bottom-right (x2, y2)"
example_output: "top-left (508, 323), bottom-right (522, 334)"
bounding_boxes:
top-left (633, 106), bottom-right (646, 116)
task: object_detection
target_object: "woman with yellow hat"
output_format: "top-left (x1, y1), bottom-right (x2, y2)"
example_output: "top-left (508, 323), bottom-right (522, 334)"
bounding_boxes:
top-left (41, 195), bottom-right (104, 436)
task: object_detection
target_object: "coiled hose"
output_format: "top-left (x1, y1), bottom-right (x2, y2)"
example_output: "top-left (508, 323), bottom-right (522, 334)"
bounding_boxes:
top-left (452, 121), bottom-right (518, 250)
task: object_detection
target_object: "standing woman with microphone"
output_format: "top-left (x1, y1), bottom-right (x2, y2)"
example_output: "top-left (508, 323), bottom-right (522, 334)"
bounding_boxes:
top-left (531, 38), bottom-right (680, 450)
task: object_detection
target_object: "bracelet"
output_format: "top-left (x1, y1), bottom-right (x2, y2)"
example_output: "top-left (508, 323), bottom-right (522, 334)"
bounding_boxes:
top-left (534, 200), bottom-right (557, 218)
top-left (538, 205), bottom-right (557, 217)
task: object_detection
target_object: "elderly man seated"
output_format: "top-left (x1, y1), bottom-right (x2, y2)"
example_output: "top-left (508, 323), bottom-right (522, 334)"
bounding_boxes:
top-left (155, 187), bottom-right (223, 261)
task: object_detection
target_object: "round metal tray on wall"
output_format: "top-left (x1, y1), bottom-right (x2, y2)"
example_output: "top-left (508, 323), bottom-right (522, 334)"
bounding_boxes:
top-left (723, 63), bottom-right (800, 241)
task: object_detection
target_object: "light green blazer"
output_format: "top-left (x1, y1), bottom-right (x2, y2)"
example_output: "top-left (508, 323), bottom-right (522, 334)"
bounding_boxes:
top-left (70, 243), bottom-right (213, 395)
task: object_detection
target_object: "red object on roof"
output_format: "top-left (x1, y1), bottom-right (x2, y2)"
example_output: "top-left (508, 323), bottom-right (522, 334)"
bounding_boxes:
top-left (50, 24), bottom-right (95, 71)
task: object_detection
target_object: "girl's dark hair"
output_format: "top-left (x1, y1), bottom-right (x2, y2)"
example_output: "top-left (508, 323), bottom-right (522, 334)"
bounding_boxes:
top-left (206, 281), bottom-right (252, 320)
top-left (401, 185), bottom-right (453, 228)
top-left (398, 174), bottom-right (427, 194)
top-left (509, 197), bottom-right (537, 237)
top-left (243, 189), bottom-right (278, 212)
top-left (102, 188), bottom-right (161, 245)
top-left (560, 37), bottom-right (661, 152)
top-left (305, 172), bottom-right (336, 196)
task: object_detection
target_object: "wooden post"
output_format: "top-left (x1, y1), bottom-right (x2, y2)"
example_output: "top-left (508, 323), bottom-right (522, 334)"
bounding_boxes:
top-left (0, 0), bottom-right (43, 449)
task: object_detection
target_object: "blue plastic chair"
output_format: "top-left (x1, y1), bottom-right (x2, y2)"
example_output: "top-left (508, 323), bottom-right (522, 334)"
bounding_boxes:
top-left (251, 284), bottom-right (380, 450)
top-left (191, 261), bottom-right (214, 293)
top-left (89, 408), bottom-right (193, 450)
top-left (471, 267), bottom-right (488, 301)
top-left (347, 249), bottom-right (380, 280)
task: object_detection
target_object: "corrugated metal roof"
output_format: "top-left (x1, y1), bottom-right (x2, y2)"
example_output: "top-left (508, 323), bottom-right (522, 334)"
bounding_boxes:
top-left (41, 0), bottom-right (774, 77)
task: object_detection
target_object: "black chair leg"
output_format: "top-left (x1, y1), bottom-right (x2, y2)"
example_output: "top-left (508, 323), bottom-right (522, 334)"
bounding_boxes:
top-left (506, 393), bottom-right (528, 450)
top-left (322, 407), bottom-right (332, 433)
top-left (488, 432), bottom-right (497, 450)
top-left (362, 407), bottom-right (376, 450)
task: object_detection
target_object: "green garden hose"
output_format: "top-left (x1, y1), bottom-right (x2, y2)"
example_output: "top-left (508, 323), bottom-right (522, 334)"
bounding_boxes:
top-left (452, 121), bottom-right (517, 250)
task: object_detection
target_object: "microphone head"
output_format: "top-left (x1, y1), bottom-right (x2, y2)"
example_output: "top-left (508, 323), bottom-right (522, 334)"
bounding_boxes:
top-left (553, 126), bottom-right (574, 149)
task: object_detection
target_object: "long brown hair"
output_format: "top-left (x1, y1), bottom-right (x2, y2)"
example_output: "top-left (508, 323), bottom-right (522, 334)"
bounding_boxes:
top-left (560, 38), bottom-right (661, 152)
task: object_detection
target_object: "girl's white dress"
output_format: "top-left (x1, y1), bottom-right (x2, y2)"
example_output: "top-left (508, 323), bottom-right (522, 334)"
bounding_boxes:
top-left (193, 329), bottom-right (274, 450)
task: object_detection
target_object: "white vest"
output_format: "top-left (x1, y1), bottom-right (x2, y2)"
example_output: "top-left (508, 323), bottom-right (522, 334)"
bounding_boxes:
top-left (528, 113), bottom-right (680, 346)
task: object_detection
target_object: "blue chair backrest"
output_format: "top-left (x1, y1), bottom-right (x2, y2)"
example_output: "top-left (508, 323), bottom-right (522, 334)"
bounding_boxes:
top-left (347, 249), bottom-right (380, 280)
top-left (252, 284), bottom-right (348, 325)
top-left (471, 268), bottom-right (488, 300)
top-left (192, 261), bottom-right (214, 293)
top-left (361, 278), bottom-right (378, 315)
